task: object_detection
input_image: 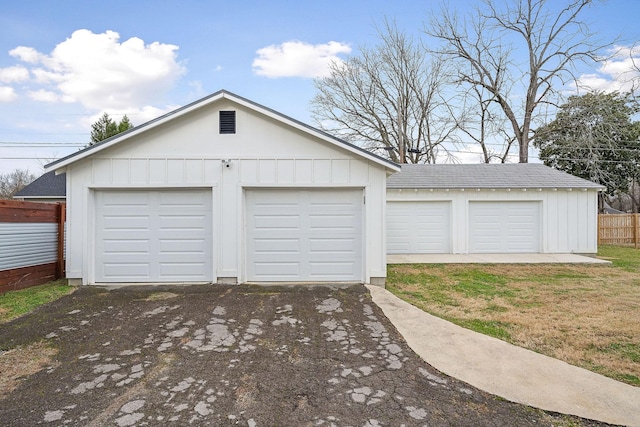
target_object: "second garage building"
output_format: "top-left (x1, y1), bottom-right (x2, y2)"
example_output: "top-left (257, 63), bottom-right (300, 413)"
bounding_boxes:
top-left (387, 164), bottom-right (603, 255)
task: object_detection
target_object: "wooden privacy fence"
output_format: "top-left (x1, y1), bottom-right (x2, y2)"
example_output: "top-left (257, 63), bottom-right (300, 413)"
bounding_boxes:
top-left (0, 200), bottom-right (66, 294)
top-left (598, 213), bottom-right (640, 248)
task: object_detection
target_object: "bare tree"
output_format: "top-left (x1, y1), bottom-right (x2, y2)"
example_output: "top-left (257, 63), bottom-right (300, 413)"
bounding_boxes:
top-left (454, 84), bottom-right (516, 163)
top-left (627, 43), bottom-right (640, 95)
top-left (428, 0), bottom-right (605, 163)
top-left (0, 169), bottom-right (36, 199)
top-left (312, 22), bottom-right (458, 164)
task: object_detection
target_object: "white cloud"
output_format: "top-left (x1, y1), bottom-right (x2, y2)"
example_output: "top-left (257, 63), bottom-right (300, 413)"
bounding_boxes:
top-left (81, 104), bottom-right (179, 130)
top-left (0, 86), bottom-right (17, 102)
top-left (575, 45), bottom-right (640, 93)
top-left (0, 65), bottom-right (29, 83)
top-left (187, 80), bottom-right (205, 99)
top-left (9, 29), bottom-right (186, 110)
top-left (28, 89), bottom-right (59, 102)
top-left (252, 40), bottom-right (351, 78)
top-left (9, 46), bottom-right (44, 63)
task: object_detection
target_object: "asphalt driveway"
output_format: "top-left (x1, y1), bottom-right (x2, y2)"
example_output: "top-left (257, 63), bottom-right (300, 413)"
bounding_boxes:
top-left (0, 285), bottom-right (609, 426)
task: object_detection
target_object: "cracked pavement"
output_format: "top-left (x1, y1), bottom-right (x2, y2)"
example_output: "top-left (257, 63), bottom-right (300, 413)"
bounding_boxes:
top-left (0, 285), bottom-right (609, 426)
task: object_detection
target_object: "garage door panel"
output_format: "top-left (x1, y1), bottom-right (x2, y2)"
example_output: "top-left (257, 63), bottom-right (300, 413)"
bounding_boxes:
top-left (104, 239), bottom-right (150, 254)
top-left (159, 215), bottom-right (208, 230)
top-left (310, 193), bottom-right (358, 207)
top-left (469, 202), bottom-right (540, 253)
top-left (473, 242), bottom-right (501, 252)
top-left (473, 227), bottom-right (500, 236)
top-left (103, 216), bottom-right (149, 231)
top-left (507, 241), bottom-right (535, 252)
top-left (158, 262), bottom-right (209, 277)
top-left (309, 261), bottom-right (357, 277)
top-left (309, 237), bottom-right (357, 253)
top-left (388, 240), bottom-right (410, 253)
top-left (387, 201), bottom-right (451, 254)
top-left (157, 229), bottom-right (205, 240)
top-left (158, 191), bottom-right (208, 207)
top-left (387, 211), bottom-right (411, 253)
top-left (310, 214), bottom-right (359, 230)
top-left (96, 190), bottom-right (213, 282)
top-left (414, 240), bottom-right (448, 253)
top-left (159, 239), bottom-right (207, 254)
top-left (254, 215), bottom-right (300, 230)
top-left (102, 191), bottom-right (149, 206)
top-left (253, 262), bottom-right (300, 278)
top-left (253, 238), bottom-right (300, 254)
top-left (246, 189), bottom-right (362, 282)
top-left (103, 263), bottom-right (150, 279)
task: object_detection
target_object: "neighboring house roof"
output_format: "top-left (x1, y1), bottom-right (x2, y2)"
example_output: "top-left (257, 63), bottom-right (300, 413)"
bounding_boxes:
top-left (387, 163), bottom-right (605, 190)
top-left (45, 89), bottom-right (399, 173)
top-left (14, 171), bottom-right (66, 199)
top-left (603, 204), bottom-right (625, 214)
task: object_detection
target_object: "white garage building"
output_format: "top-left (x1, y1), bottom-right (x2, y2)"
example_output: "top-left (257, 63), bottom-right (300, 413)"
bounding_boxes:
top-left (387, 164), bottom-right (603, 255)
top-left (46, 91), bottom-right (399, 286)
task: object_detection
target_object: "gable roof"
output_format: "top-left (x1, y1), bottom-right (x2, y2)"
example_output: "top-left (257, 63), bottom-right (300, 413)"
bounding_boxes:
top-left (45, 90), bottom-right (399, 172)
top-left (14, 171), bottom-right (66, 198)
top-left (386, 163), bottom-right (604, 190)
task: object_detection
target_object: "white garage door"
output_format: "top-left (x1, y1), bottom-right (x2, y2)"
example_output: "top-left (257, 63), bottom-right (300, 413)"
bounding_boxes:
top-left (387, 201), bottom-right (451, 254)
top-left (469, 201), bottom-right (540, 253)
top-left (95, 190), bottom-right (213, 282)
top-left (246, 189), bottom-right (363, 282)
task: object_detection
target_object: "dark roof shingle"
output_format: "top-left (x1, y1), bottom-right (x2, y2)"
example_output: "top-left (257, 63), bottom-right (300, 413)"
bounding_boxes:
top-left (14, 171), bottom-right (66, 198)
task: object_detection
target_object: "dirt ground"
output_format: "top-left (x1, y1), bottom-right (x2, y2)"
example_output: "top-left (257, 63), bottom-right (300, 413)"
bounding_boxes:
top-left (0, 285), bottom-right (612, 426)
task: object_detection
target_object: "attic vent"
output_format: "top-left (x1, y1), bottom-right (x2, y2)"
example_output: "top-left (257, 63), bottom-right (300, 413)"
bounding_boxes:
top-left (219, 110), bottom-right (236, 134)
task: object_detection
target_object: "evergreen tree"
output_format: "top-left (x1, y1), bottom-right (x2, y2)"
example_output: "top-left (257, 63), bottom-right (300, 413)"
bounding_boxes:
top-left (90, 113), bottom-right (134, 145)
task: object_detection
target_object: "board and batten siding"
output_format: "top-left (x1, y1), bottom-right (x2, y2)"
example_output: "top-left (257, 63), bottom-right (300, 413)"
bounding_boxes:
top-left (386, 188), bottom-right (599, 254)
top-left (63, 101), bottom-right (388, 285)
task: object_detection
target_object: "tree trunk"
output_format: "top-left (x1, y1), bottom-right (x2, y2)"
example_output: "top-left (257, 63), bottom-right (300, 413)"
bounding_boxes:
top-left (519, 139), bottom-right (528, 163)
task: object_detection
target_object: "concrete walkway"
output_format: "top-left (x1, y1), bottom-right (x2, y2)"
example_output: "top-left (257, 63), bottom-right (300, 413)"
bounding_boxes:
top-left (387, 253), bottom-right (611, 264)
top-left (367, 285), bottom-right (640, 427)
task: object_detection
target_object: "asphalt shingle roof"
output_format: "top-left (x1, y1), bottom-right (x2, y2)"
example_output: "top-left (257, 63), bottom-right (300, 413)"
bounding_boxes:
top-left (386, 163), bottom-right (604, 190)
top-left (14, 171), bottom-right (66, 198)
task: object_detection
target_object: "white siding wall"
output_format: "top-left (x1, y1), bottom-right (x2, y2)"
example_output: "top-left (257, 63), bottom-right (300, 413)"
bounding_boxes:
top-left (387, 188), bottom-right (599, 254)
top-left (65, 101), bottom-right (388, 284)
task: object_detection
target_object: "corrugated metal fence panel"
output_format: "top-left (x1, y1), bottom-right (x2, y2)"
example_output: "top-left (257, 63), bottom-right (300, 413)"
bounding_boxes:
top-left (0, 222), bottom-right (58, 270)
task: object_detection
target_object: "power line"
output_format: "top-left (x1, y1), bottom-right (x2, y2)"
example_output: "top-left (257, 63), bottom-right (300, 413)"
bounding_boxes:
top-left (0, 157), bottom-right (63, 160)
top-left (0, 143), bottom-right (85, 148)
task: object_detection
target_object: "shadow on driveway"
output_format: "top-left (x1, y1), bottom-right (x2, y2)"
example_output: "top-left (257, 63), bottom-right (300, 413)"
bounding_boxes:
top-left (0, 285), bottom-right (610, 426)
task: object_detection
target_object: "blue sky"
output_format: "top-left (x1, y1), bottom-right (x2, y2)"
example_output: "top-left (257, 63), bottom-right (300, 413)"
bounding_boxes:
top-left (0, 0), bottom-right (638, 175)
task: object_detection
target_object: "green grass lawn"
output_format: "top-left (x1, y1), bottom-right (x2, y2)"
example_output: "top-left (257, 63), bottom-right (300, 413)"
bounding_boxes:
top-left (386, 246), bottom-right (640, 387)
top-left (0, 280), bottom-right (74, 324)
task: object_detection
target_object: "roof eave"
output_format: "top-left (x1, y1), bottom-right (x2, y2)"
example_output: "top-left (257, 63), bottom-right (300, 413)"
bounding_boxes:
top-left (388, 185), bottom-right (605, 191)
top-left (45, 90), bottom-right (400, 173)
top-left (13, 195), bottom-right (66, 199)
top-left (45, 90), bottom-right (228, 172)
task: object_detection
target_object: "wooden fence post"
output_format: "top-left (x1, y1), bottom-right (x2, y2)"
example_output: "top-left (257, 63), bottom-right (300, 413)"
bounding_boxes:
top-left (597, 215), bottom-right (601, 246)
top-left (636, 213), bottom-right (639, 249)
